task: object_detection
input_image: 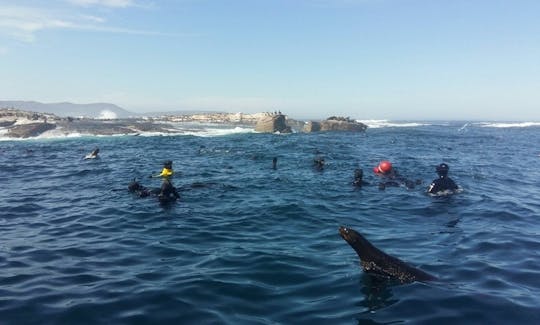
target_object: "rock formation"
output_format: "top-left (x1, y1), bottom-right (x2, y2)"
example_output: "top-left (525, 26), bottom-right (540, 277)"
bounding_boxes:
top-left (254, 113), bottom-right (292, 133)
top-left (1, 107), bottom-right (368, 138)
top-left (0, 108), bottom-right (174, 138)
top-left (303, 116), bottom-right (367, 132)
top-left (8, 123), bottom-right (57, 138)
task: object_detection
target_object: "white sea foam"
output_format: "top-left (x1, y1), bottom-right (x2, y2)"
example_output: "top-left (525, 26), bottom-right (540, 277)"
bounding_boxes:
top-left (0, 128), bottom-right (10, 138)
top-left (0, 123), bottom-right (255, 141)
top-left (356, 119), bottom-right (430, 128)
top-left (37, 128), bottom-right (84, 139)
top-left (476, 122), bottom-right (540, 128)
top-left (97, 110), bottom-right (118, 119)
top-left (181, 126), bottom-right (254, 137)
top-left (121, 125), bottom-right (254, 138)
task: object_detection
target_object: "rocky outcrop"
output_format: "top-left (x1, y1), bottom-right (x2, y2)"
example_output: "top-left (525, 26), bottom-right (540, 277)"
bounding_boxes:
top-left (8, 122), bottom-right (57, 138)
top-left (0, 120), bottom-right (16, 127)
top-left (303, 121), bottom-right (321, 132)
top-left (1, 108), bottom-right (368, 138)
top-left (254, 114), bottom-right (292, 133)
top-left (303, 117), bottom-right (367, 133)
top-left (0, 108), bottom-right (175, 138)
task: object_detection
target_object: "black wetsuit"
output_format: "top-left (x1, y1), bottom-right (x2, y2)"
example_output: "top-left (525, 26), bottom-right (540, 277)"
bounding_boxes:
top-left (376, 168), bottom-right (417, 189)
top-left (353, 169), bottom-right (369, 187)
top-left (313, 158), bottom-right (325, 171)
top-left (427, 176), bottom-right (458, 194)
top-left (159, 180), bottom-right (180, 202)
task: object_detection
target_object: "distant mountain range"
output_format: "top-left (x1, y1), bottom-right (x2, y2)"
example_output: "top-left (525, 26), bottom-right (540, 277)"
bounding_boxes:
top-left (0, 101), bottom-right (231, 119)
top-left (0, 101), bottom-right (135, 119)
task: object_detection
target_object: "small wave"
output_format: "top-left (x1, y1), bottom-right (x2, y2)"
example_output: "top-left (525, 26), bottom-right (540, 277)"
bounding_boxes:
top-left (184, 126), bottom-right (254, 137)
top-left (165, 123), bottom-right (254, 137)
top-left (477, 122), bottom-right (540, 128)
top-left (0, 128), bottom-right (9, 138)
top-left (356, 119), bottom-right (430, 128)
top-left (136, 126), bottom-right (254, 137)
top-left (97, 110), bottom-right (118, 119)
top-left (0, 125), bottom-right (254, 141)
top-left (39, 129), bottom-right (84, 139)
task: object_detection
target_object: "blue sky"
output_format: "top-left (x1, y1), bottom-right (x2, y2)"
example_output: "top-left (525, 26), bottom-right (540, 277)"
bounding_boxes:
top-left (1, 0), bottom-right (539, 120)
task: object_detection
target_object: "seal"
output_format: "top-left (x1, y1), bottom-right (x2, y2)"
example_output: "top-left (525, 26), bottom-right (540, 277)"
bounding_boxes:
top-left (84, 147), bottom-right (99, 160)
top-left (339, 226), bottom-right (436, 283)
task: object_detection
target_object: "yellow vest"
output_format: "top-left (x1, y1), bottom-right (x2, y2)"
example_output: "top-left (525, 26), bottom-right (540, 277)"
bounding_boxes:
top-left (159, 168), bottom-right (173, 177)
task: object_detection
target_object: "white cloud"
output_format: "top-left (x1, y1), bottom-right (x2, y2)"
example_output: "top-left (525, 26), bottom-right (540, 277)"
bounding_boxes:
top-left (0, 5), bottom-right (158, 42)
top-left (0, 7), bottom-right (70, 41)
top-left (80, 14), bottom-right (106, 23)
top-left (66, 0), bottom-right (136, 8)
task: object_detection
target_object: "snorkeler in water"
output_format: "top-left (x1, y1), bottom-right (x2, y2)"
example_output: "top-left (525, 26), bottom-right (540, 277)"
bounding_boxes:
top-left (427, 163), bottom-right (459, 195)
top-left (352, 168), bottom-right (369, 187)
top-left (373, 160), bottom-right (420, 190)
top-left (313, 157), bottom-right (325, 171)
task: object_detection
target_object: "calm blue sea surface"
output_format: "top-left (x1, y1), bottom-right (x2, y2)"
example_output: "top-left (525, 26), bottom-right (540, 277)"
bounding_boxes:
top-left (1, 122), bottom-right (539, 324)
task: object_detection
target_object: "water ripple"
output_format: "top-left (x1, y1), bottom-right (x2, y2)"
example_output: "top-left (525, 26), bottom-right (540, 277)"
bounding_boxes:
top-left (1, 127), bottom-right (540, 323)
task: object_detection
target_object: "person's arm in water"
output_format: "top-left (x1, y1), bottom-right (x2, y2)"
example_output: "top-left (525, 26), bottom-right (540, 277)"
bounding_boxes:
top-left (427, 177), bottom-right (458, 194)
top-left (427, 179), bottom-right (439, 194)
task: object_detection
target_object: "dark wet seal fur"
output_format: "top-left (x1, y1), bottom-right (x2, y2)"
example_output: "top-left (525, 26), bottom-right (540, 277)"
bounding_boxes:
top-left (339, 226), bottom-right (436, 284)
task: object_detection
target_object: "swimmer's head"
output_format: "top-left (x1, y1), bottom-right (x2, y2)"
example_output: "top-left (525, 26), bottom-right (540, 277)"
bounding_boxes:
top-left (436, 163), bottom-right (449, 176)
top-left (163, 160), bottom-right (173, 169)
top-left (374, 160), bottom-right (392, 174)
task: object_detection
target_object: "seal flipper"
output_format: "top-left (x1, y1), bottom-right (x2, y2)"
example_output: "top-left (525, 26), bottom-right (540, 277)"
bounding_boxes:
top-left (339, 226), bottom-right (436, 283)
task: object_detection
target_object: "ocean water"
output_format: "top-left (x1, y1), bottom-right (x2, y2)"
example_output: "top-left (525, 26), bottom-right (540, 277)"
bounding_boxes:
top-left (1, 121), bottom-right (539, 324)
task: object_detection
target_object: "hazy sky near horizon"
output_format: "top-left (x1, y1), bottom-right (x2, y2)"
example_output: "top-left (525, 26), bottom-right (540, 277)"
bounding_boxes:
top-left (1, 0), bottom-right (539, 120)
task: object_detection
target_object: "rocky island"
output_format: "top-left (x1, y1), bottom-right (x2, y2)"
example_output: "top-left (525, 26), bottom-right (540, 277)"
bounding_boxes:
top-left (0, 107), bottom-right (367, 138)
top-left (303, 116), bottom-right (368, 132)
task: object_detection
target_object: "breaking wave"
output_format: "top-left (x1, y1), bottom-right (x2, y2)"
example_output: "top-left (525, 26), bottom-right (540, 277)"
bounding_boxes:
top-left (356, 119), bottom-right (431, 128)
top-left (476, 121), bottom-right (540, 128)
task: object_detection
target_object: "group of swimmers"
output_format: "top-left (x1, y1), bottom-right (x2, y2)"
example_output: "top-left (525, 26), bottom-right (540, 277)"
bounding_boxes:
top-left (307, 154), bottom-right (458, 194)
top-left (138, 157), bottom-right (459, 203)
top-left (274, 154), bottom-right (459, 195)
top-left (352, 159), bottom-right (459, 195)
top-left (86, 146), bottom-right (458, 205)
